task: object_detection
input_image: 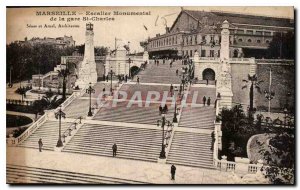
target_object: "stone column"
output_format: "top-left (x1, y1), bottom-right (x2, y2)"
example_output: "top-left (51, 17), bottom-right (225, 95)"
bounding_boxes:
top-left (217, 20), bottom-right (233, 109)
top-left (193, 51), bottom-right (200, 79)
top-left (221, 155), bottom-right (228, 172)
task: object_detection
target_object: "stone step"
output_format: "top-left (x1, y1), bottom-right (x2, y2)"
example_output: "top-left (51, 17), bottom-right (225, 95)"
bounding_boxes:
top-left (7, 165), bottom-right (146, 184)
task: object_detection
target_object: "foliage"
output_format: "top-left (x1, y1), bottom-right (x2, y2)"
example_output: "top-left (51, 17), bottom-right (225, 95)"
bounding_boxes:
top-left (266, 31), bottom-right (295, 59)
top-left (242, 74), bottom-right (263, 113)
top-left (12, 127), bottom-right (29, 138)
top-left (6, 114), bottom-right (33, 128)
top-left (6, 42), bottom-right (75, 83)
top-left (40, 93), bottom-right (63, 110)
top-left (258, 121), bottom-right (295, 184)
top-left (219, 105), bottom-right (251, 160)
top-left (76, 44), bottom-right (108, 56)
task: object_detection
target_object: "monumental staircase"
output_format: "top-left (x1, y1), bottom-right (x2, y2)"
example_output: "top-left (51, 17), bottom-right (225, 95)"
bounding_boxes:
top-left (18, 121), bottom-right (72, 151)
top-left (7, 164), bottom-right (147, 184)
top-left (62, 124), bottom-right (162, 162)
top-left (166, 131), bottom-right (214, 169)
top-left (134, 60), bottom-right (183, 84)
top-left (93, 101), bottom-right (173, 125)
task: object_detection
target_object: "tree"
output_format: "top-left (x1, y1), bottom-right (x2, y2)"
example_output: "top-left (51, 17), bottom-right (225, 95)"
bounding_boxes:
top-left (259, 127), bottom-right (295, 184)
top-left (57, 68), bottom-right (71, 100)
top-left (267, 31), bottom-right (295, 59)
top-left (242, 74), bottom-right (263, 116)
top-left (40, 92), bottom-right (63, 110)
top-left (32, 100), bottom-right (44, 120)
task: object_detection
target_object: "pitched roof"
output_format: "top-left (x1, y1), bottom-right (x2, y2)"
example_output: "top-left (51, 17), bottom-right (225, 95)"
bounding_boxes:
top-left (183, 10), bottom-right (294, 28)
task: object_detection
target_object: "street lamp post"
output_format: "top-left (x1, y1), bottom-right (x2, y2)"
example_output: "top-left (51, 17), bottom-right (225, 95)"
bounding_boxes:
top-left (284, 108), bottom-right (288, 128)
top-left (55, 106), bottom-right (66, 147)
top-left (264, 90), bottom-right (275, 117)
top-left (173, 87), bottom-right (178, 123)
top-left (86, 82), bottom-right (95, 117)
top-left (60, 63), bottom-right (70, 101)
top-left (128, 58), bottom-right (131, 79)
top-left (108, 69), bottom-right (115, 94)
top-left (157, 114), bottom-right (171, 159)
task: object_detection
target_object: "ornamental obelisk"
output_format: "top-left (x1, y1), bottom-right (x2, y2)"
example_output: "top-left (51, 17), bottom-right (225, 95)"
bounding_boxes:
top-left (217, 20), bottom-right (233, 108)
top-left (75, 22), bottom-right (98, 88)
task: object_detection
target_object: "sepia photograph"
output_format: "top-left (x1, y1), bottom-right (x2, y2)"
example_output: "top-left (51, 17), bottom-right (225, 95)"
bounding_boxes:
top-left (5, 6), bottom-right (295, 185)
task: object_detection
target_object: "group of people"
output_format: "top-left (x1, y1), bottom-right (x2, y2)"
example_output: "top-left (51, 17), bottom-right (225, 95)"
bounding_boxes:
top-left (159, 104), bottom-right (169, 114)
top-left (202, 96), bottom-right (211, 106)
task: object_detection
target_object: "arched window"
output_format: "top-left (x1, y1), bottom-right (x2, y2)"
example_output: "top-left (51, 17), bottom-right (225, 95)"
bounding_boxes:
top-left (238, 38), bottom-right (243, 42)
top-left (266, 40), bottom-right (270, 44)
top-left (257, 39), bottom-right (261, 43)
top-left (247, 39), bottom-right (252, 43)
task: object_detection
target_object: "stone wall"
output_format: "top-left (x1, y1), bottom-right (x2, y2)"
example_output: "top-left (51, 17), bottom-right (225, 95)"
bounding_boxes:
top-left (230, 62), bottom-right (295, 112)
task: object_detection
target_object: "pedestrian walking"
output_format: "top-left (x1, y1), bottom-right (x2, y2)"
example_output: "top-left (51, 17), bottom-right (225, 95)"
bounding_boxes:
top-left (38, 138), bottom-right (43, 152)
top-left (103, 74), bottom-right (106, 81)
top-left (207, 97), bottom-right (211, 106)
top-left (170, 61), bottom-right (173, 68)
top-left (106, 75), bottom-right (109, 82)
top-left (137, 76), bottom-right (140, 84)
top-left (159, 105), bottom-right (163, 114)
top-left (206, 79), bottom-right (209, 85)
top-left (125, 75), bottom-right (128, 82)
top-left (112, 143), bottom-right (117, 157)
top-left (170, 84), bottom-right (173, 93)
top-left (171, 164), bottom-right (176, 180)
top-left (203, 96), bottom-right (207, 106)
top-left (163, 59), bottom-right (165, 64)
top-left (176, 69), bottom-right (179, 76)
top-left (164, 104), bottom-right (168, 113)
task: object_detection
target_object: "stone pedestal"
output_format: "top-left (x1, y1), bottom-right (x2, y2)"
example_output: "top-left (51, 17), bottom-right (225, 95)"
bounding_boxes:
top-left (234, 157), bottom-right (250, 176)
top-left (157, 158), bottom-right (167, 164)
top-left (75, 23), bottom-right (98, 88)
top-left (143, 51), bottom-right (149, 63)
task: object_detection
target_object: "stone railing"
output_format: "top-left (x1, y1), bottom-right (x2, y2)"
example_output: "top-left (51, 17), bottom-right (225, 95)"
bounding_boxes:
top-left (199, 57), bottom-right (220, 61)
top-left (256, 59), bottom-right (294, 65)
top-left (6, 113), bottom-right (48, 146)
top-left (229, 57), bottom-right (255, 63)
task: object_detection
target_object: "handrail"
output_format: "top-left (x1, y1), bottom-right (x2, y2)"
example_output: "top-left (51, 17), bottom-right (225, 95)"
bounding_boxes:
top-left (61, 116), bottom-right (82, 144)
top-left (6, 114), bottom-right (48, 146)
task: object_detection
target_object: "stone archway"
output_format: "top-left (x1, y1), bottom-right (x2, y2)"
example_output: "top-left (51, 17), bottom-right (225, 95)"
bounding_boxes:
top-left (202, 68), bottom-right (215, 81)
top-left (130, 66), bottom-right (139, 78)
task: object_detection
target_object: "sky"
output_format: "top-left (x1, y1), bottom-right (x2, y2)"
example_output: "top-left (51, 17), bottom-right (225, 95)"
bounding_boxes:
top-left (6, 6), bottom-right (294, 52)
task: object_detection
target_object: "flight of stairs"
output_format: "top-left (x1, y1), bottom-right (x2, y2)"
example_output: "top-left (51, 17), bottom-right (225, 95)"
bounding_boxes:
top-left (93, 101), bottom-right (173, 125)
top-left (166, 131), bottom-right (214, 169)
top-left (186, 87), bottom-right (216, 104)
top-left (179, 106), bottom-right (215, 130)
top-left (63, 98), bottom-right (98, 119)
top-left (134, 60), bottom-right (183, 84)
top-left (18, 121), bottom-right (71, 150)
top-left (7, 164), bottom-right (147, 184)
top-left (62, 124), bottom-right (162, 162)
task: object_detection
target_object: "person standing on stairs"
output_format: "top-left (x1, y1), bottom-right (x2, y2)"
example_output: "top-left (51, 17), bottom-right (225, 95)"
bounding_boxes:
top-left (38, 138), bottom-right (43, 152)
top-left (112, 143), bottom-right (117, 157)
top-left (207, 97), bottom-right (211, 106)
top-left (171, 164), bottom-right (176, 180)
top-left (203, 96), bottom-right (207, 106)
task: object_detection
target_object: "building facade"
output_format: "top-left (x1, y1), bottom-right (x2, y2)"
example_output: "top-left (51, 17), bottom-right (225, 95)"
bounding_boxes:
top-left (16, 35), bottom-right (76, 48)
top-left (145, 10), bottom-right (294, 59)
